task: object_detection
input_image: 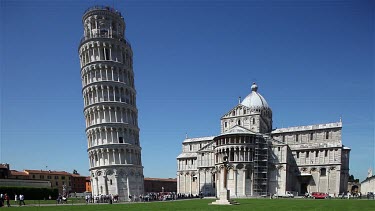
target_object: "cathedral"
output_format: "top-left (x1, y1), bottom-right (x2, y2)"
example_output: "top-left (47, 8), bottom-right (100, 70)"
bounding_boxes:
top-left (177, 83), bottom-right (350, 197)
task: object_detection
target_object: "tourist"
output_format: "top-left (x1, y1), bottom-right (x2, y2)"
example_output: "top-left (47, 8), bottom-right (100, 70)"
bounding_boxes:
top-left (19, 194), bottom-right (25, 206)
top-left (5, 193), bottom-right (10, 207)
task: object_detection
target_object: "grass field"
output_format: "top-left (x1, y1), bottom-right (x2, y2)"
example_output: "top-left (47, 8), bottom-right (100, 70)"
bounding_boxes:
top-left (5, 198), bottom-right (375, 211)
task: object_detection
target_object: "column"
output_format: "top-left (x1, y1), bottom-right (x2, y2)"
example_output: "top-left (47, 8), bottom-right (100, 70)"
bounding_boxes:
top-left (126, 175), bottom-right (130, 199)
top-left (107, 149), bottom-right (110, 164)
top-left (177, 174), bottom-right (180, 193)
top-left (243, 169), bottom-right (246, 196)
top-left (234, 169), bottom-right (237, 196)
top-left (105, 127), bottom-right (108, 144)
top-left (112, 149), bottom-right (116, 164)
top-left (107, 86), bottom-right (110, 101)
top-left (109, 107), bottom-right (112, 122)
top-left (115, 175), bottom-right (119, 195)
top-left (103, 106), bottom-right (106, 123)
top-left (197, 171), bottom-right (200, 194)
top-left (96, 177), bottom-right (99, 195)
top-left (104, 176), bottom-right (109, 194)
top-left (118, 149), bottom-right (122, 164)
top-left (113, 87), bottom-right (117, 102)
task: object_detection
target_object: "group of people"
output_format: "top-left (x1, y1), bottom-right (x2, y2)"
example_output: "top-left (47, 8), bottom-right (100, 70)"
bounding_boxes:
top-left (0, 193), bottom-right (25, 207)
top-left (56, 194), bottom-right (68, 204)
top-left (85, 194), bottom-right (118, 204)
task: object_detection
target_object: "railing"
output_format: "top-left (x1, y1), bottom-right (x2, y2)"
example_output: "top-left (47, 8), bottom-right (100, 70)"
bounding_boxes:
top-left (80, 34), bottom-right (131, 48)
top-left (84, 5), bottom-right (122, 17)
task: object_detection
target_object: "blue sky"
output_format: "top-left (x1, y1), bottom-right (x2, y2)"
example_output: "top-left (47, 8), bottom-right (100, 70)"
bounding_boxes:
top-left (0, 0), bottom-right (374, 181)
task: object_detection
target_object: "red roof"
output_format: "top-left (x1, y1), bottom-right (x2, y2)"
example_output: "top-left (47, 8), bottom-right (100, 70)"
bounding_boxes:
top-left (10, 170), bottom-right (28, 176)
top-left (24, 169), bottom-right (71, 175)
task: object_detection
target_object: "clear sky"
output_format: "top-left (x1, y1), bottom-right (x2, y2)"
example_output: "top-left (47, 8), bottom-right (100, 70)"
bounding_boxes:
top-left (1, 0), bottom-right (374, 181)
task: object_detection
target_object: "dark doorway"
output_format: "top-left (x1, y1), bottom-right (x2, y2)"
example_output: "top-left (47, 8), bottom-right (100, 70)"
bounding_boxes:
top-left (300, 183), bottom-right (308, 194)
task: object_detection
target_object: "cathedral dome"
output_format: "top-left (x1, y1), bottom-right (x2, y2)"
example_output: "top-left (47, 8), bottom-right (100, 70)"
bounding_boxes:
top-left (241, 83), bottom-right (270, 109)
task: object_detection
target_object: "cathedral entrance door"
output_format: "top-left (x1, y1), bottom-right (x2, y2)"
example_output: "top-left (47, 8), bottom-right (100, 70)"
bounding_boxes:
top-left (300, 183), bottom-right (308, 194)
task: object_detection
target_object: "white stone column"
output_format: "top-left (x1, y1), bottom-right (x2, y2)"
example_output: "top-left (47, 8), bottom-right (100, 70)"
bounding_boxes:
top-left (234, 169), bottom-right (237, 196)
top-left (109, 107), bottom-right (112, 122)
top-left (126, 175), bottom-right (130, 199)
top-left (112, 149), bottom-right (116, 164)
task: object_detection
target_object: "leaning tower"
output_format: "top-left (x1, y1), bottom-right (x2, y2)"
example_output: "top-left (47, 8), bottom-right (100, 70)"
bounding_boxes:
top-left (78, 6), bottom-right (144, 200)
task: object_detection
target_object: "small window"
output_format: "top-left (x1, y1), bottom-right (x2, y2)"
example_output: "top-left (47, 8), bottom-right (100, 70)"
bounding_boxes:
top-left (62, 181), bottom-right (65, 185)
top-left (192, 177), bottom-right (196, 182)
top-left (325, 131), bottom-right (329, 139)
top-left (278, 147), bottom-right (280, 151)
top-left (185, 160), bottom-right (187, 165)
top-left (119, 137), bottom-right (124, 143)
top-left (310, 133), bottom-right (313, 140)
top-left (62, 176), bottom-right (65, 180)
top-left (32, 175), bottom-right (35, 179)
top-left (325, 150), bottom-right (328, 157)
top-left (190, 145), bottom-right (192, 151)
top-left (297, 152), bottom-right (300, 158)
top-left (191, 159), bottom-right (194, 165)
top-left (224, 122), bottom-right (227, 128)
top-left (200, 143), bottom-right (202, 149)
top-left (316, 151), bottom-right (319, 157)
top-left (56, 182), bottom-right (59, 186)
top-left (306, 151), bottom-right (309, 158)
top-left (238, 120), bottom-right (241, 125)
top-left (321, 168), bottom-right (326, 176)
top-left (252, 118), bottom-right (255, 124)
top-left (295, 134), bottom-right (299, 142)
top-left (232, 111), bottom-right (235, 116)
top-left (244, 109), bottom-right (246, 114)
top-left (110, 179), bottom-right (112, 185)
top-left (282, 135), bottom-right (285, 142)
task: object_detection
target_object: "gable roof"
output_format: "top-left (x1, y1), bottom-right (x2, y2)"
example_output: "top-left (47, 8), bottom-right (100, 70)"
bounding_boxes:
top-left (220, 125), bottom-right (256, 135)
top-left (176, 152), bottom-right (198, 159)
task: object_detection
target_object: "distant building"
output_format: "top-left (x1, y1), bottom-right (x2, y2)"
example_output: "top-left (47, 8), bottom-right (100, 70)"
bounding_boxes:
top-left (85, 176), bottom-right (92, 193)
top-left (144, 178), bottom-right (177, 193)
top-left (24, 170), bottom-right (72, 194)
top-left (177, 83), bottom-right (350, 197)
top-left (0, 164), bottom-right (12, 179)
top-left (361, 170), bottom-right (375, 194)
top-left (71, 174), bottom-right (87, 193)
top-left (0, 163), bottom-right (88, 194)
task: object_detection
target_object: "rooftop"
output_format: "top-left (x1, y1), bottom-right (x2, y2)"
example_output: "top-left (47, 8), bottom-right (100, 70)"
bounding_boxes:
top-left (83, 5), bottom-right (123, 18)
top-left (183, 136), bottom-right (215, 143)
top-left (272, 122), bottom-right (342, 134)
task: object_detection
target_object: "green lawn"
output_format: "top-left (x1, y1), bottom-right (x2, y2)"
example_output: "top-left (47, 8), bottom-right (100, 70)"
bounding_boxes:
top-left (5, 198), bottom-right (375, 211)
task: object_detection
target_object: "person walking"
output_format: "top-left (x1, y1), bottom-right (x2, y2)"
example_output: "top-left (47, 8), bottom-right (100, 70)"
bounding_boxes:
top-left (14, 194), bottom-right (18, 205)
top-left (5, 194), bottom-right (10, 207)
top-left (19, 194), bottom-right (25, 206)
